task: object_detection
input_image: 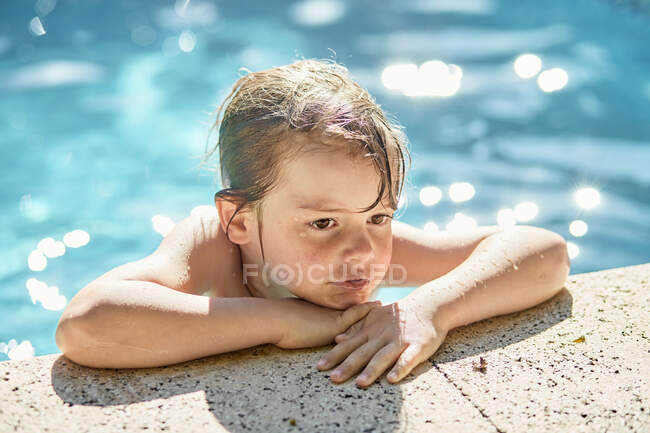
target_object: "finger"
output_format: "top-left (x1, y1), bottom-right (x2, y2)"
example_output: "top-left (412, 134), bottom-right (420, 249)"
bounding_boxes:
top-left (329, 338), bottom-right (387, 384)
top-left (317, 332), bottom-right (368, 371)
top-left (355, 342), bottom-right (402, 387)
top-left (339, 301), bottom-right (380, 330)
top-left (386, 343), bottom-right (425, 384)
top-left (334, 321), bottom-right (362, 343)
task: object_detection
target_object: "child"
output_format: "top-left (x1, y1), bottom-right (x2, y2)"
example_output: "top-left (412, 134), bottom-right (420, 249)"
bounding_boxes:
top-left (55, 59), bottom-right (570, 388)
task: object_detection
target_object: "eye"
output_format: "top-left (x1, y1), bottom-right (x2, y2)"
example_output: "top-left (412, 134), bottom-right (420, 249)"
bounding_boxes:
top-left (371, 214), bottom-right (393, 225)
top-left (309, 218), bottom-right (336, 231)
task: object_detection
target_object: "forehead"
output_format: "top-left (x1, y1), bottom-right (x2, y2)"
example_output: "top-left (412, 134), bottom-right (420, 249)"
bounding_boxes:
top-left (275, 150), bottom-right (392, 211)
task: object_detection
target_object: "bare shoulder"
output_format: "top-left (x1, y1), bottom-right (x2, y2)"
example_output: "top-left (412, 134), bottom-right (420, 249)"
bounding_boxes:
top-left (94, 213), bottom-right (246, 297)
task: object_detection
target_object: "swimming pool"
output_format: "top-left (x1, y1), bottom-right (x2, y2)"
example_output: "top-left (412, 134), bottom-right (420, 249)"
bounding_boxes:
top-left (1, 0), bottom-right (649, 360)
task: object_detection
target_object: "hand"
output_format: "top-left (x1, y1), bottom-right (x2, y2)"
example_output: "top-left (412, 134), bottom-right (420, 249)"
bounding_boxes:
top-left (274, 298), bottom-right (382, 349)
top-left (316, 297), bottom-right (449, 387)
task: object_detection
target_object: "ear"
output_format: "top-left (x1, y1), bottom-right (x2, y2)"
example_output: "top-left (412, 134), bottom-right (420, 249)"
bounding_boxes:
top-left (214, 196), bottom-right (254, 245)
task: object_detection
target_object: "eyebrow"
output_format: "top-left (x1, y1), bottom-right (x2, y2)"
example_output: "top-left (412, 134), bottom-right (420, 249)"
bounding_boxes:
top-left (296, 201), bottom-right (396, 213)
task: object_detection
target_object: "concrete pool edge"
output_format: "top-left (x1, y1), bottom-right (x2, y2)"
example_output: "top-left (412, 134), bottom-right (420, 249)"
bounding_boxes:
top-left (1, 262), bottom-right (648, 432)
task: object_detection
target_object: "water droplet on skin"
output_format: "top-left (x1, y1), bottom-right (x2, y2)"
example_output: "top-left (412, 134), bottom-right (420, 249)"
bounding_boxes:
top-left (540, 254), bottom-right (545, 259)
top-left (513, 264), bottom-right (519, 270)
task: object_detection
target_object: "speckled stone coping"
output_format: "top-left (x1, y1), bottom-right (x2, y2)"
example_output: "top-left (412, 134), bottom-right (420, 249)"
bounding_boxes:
top-left (1, 263), bottom-right (649, 433)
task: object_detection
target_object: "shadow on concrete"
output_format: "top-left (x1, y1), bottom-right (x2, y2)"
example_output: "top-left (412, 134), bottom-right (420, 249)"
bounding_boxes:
top-left (398, 287), bottom-right (574, 386)
top-left (50, 344), bottom-right (405, 432)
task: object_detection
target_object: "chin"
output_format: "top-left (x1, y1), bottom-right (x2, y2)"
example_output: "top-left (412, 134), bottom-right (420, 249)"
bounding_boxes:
top-left (329, 294), bottom-right (372, 310)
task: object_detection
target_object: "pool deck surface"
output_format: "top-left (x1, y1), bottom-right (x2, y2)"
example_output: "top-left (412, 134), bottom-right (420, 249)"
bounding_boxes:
top-left (1, 262), bottom-right (649, 432)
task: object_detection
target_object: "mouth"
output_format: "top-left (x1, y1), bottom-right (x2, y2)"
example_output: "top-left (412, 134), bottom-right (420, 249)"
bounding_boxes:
top-left (331, 279), bottom-right (370, 291)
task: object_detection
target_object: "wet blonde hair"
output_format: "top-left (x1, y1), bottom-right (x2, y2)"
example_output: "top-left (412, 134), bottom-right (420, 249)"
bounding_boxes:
top-left (200, 58), bottom-right (411, 259)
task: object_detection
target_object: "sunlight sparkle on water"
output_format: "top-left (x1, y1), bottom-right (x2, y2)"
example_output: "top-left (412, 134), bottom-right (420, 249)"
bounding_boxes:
top-left (179, 30), bottom-right (196, 52)
top-left (423, 221), bottom-right (439, 232)
top-left (382, 60), bottom-right (462, 97)
top-left (382, 64), bottom-right (418, 90)
top-left (537, 68), bottom-right (569, 92)
top-left (152, 215), bottom-right (175, 236)
top-left (290, 0), bottom-right (346, 26)
top-left (398, 195), bottom-right (407, 210)
top-left (513, 201), bottom-right (539, 222)
top-left (175, 0), bottom-right (191, 16)
top-left (0, 340), bottom-right (35, 361)
top-left (27, 250), bottom-right (47, 271)
top-left (26, 278), bottom-right (67, 311)
top-left (569, 220), bottom-right (588, 237)
top-left (567, 241), bottom-right (580, 259)
top-left (446, 213), bottom-right (478, 232)
top-left (575, 187), bottom-right (601, 209)
top-left (37, 237), bottom-right (66, 258)
top-left (497, 208), bottom-right (517, 227)
top-left (29, 17), bottom-right (46, 36)
top-left (449, 182), bottom-right (475, 202)
top-left (63, 229), bottom-right (90, 248)
top-left (191, 205), bottom-right (218, 218)
top-left (419, 186), bottom-right (442, 206)
top-left (35, 0), bottom-right (57, 17)
top-left (513, 54), bottom-right (542, 79)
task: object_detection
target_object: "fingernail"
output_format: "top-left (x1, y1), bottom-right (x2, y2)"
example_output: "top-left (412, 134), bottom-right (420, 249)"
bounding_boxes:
top-left (388, 372), bottom-right (397, 381)
top-left (358, 374), bottom-right (368, 382)
top-left (331, 370), bottom-right (341, 378)
top-left (317, 359), bottom-right (326, 368)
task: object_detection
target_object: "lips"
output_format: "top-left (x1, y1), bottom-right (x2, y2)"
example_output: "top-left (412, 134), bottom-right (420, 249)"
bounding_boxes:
top-left (331, 279), bottom-right (369, 290)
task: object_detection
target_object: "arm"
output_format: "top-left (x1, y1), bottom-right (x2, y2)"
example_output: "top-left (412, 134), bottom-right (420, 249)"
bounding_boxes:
top-left (56, 279), bottom-right (378, 369)
top-left (316, 224), bottom-right (570, 386)
top-left (56, 280), bottom-right (287, 369)
top-left (408, 224), bottom-right (571, 331)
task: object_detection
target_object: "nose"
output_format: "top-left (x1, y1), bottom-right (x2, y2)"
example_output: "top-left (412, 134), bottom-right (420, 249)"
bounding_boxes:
top-left (342, 229), bottom-right (375, 265)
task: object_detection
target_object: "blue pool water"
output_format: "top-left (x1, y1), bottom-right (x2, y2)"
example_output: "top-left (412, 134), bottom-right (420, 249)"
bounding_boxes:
top-left (1, 0), bottom-right (649, 359)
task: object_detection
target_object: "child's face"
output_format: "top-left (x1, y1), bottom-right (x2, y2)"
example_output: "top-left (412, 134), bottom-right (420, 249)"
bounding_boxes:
top-left (241, 141), bottom-right (395, 309)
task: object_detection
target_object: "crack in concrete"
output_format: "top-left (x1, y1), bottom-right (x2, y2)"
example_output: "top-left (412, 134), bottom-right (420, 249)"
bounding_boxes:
top-left (432, 361), bottom-right (506, 433)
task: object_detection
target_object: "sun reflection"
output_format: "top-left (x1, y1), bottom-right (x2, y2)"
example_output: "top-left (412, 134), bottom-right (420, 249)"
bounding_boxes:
top-left (29, 17), bottom-right (46, 36)
top-left (537, 68), bottom-right (568, 92)
top-left (513, 201), bottom-right (539, 222)
top-left (37, 237), bottom-right (66, 258)
top-left (448, 182), bottom-right (475, 202)
top-left (27, 250), bottom-right (47, 272)
top-left (175, 0), bottom-right (191, 16)
top-left (574, 187), bottom-right (601, 209)
top-left (0, 340), bottom-right (35, 361)
top-left (569, 220), bottom-right (588, 237)
top-left (497, 208), bottom-right (517, 227)
top-left (6, 61), bottom-right (105, 89)
top-left (26, 278), bottom-right (67, 311)
top-left (35, 0), bottom-right (57, 17)
top-left (423, 221), bottom-right (439, 232)
top-left (290, 0), bottom-right (346, 26)
top-left (513, 54), bottom-right (542, 79)
top-left (382, 60), bottom-right (462, 97)
top-left (179, 30), bottom-right (196, 52)
top-left (419, 186), bottom-right (442, 206)
top-left (381, 64), bottom-right (418, 90)
top-left (152, 215), bottom-right (175, 236)
top-left (397, 195), bottom-right (407, 210)
top-left (191, 205), bottom-right (218, 218)
top-left (63, 229), bottom-right (90, 248)
top-left (566, 241), bottom-right (580, 259)
top-left (446, 212), bottom-right (478, 232)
